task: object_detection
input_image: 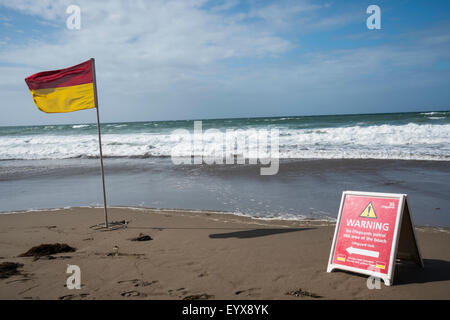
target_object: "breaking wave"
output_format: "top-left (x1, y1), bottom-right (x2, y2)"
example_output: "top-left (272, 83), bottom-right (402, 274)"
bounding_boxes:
top-left (0, 122), bottom-right (449, 161)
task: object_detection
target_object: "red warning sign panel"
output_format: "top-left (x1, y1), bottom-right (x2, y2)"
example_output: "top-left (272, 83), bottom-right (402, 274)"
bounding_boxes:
top-left (330, 193), bottom-right (400, 275)
top-left (328, 191), bottom-right (423, 286)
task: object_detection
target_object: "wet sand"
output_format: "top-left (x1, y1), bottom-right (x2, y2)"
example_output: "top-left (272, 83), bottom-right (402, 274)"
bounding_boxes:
top-left (0, 207), bottom-right (449, 300)
top-left (1, 159), bottom-right (450, 227)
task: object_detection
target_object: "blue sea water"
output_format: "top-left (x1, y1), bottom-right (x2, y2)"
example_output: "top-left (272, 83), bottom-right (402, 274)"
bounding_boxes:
top-left (0, 111), bottom-right (449, 226)
top-left (0, 111), bottom-right (449, 161)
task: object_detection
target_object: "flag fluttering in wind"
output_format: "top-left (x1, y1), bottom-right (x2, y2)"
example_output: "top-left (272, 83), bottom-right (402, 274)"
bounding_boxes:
top-left (24, 59), bottom-right (111, 229)
top-left (25, 59), bottom-right (96, 113)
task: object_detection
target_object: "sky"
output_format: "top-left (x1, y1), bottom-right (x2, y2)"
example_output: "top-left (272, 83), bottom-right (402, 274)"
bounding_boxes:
top-left (0, 0), bottom-right (449, 126)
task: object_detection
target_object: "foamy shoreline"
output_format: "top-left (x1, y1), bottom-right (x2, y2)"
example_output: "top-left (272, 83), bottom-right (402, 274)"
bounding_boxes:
top-left (1, 158), bottom-right (449, 227)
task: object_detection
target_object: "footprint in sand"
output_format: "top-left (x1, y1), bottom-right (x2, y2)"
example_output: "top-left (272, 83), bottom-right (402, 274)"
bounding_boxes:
top-left (141, 280), bottom-right (158, 287)
top-left (117, 279), bottom-right (158, 287)
top-left (234, 288), bottom-right (261, 297)
top-left (59, 293), bottom-right (89, 300)
top-left (118, 279), bottom-right (139, 286)
top-left (168, 288), bottom-right (188, 297)
top-left (182, 293), bottom-right (214, 300)
top-left (121, 290), bottom-right (147, 297)
top-left (285, 288), bottom-right (322, 298)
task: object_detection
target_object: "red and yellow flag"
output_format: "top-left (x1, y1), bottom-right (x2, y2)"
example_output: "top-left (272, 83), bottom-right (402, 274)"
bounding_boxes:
top-left (25, 59), bottom-right (96, 113)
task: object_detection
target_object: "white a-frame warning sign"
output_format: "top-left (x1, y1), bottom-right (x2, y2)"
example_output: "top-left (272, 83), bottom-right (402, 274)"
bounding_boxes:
top-left (327, 191), bottom-right (423, 286)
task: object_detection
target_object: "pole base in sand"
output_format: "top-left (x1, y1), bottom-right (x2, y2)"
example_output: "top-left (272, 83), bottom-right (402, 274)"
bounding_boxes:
top-left (89, 220), bottom-right (128, 231)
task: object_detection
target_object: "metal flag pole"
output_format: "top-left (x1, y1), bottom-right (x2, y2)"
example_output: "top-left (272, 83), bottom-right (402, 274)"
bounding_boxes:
top-left (91, 58), bottom-right (109, 228)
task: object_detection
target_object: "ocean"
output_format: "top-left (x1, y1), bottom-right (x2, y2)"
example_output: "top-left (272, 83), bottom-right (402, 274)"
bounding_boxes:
top-left (0, 111), bottom-right (449, 161)
top-left (0, 111), bottom-right (449, 227)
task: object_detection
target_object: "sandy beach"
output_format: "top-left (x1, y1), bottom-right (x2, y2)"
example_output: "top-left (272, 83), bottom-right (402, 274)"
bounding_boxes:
top-left (0, 207), bottom-right (448, 300)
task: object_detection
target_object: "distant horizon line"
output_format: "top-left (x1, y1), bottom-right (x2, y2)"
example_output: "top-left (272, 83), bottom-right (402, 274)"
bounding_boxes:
top-left (1, 108), bottom-right (449, 128)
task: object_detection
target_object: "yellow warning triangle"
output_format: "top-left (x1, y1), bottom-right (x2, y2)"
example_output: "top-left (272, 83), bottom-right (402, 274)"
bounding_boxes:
top-left (359, 202), bottom-right (377, 219)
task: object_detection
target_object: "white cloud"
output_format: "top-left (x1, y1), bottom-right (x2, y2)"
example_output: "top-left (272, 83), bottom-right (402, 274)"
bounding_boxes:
top-left (0, 0), bottom-right (292, 94)
top-left (247, 0), bottom-right (358, 33)
top-left (0, 0), bottom-right (449, 125)
top-left (0, 0), bottom-right (71, 20)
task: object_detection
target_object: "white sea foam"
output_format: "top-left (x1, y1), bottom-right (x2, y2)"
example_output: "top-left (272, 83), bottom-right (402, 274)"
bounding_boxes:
top-left (0, 205), bottom-right (336, 223)
top-left (0, 123), bottom-right (449, 161)
top-left (107, 124), bottom-right (128, 128)
top-left (420, 112), bottom-right (446, 116)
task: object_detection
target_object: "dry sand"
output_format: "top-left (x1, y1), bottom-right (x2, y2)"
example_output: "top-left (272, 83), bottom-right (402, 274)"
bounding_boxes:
top-left (0, 207), bottom-right (449, 300)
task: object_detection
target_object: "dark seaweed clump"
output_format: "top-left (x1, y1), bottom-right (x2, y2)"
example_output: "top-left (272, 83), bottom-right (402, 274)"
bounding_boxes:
top-left (0, 262), bottom-right (24, 279)
top-left (130, 233), bottom-right (153, 241)
top-left (19, 243), bottom-right (76, 258)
